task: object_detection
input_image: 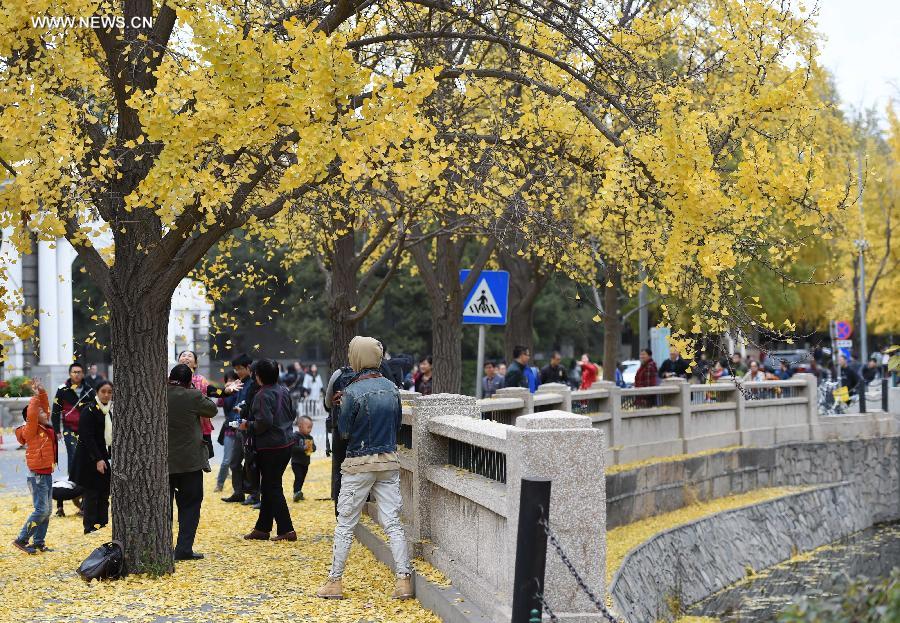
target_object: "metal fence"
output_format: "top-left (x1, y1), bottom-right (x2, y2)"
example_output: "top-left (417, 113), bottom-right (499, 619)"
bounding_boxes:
top-left (447, 437), bottom-right (507, 483)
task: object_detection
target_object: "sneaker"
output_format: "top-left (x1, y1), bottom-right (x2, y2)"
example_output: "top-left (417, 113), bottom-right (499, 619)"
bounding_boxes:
top-left (34, 544), bottom-right (53, 553)
top-left (293, 491), bottom-right (302, 503)
top-left (221, 494), bottom-right (245, 503)
top-left (392, 574), bottom-right (414, 599)
top-left (316, 577), bottom-right (344, 599)
top-left (55, 508), bottom-right (66, 518)
top-left (213, 485), bottom-right (223, 493)
top-left (242, 496), bottom-right (260, 506)
top-left (12, 540), bottom-right (36, 555)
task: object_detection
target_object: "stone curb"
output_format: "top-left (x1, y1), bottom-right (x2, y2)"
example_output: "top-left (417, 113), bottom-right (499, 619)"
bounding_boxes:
top-left (353, 521), bottom-right (492, 623)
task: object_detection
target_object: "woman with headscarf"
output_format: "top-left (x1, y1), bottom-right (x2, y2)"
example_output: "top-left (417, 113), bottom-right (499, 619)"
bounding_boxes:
top-left (72, 380), bottom-right (113, 534)
top-left (178, 350), bottom-right (215, 458)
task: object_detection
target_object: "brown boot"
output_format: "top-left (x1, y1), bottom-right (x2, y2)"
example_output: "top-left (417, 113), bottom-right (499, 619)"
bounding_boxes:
top-left (243, 529), bottom-right (270, 540)
top-left (392, 574), bottom-right (414, 599)
top-left (271, 531), bottom-right (297, 542)
top-left (316, 577), bottom-right (344, 599)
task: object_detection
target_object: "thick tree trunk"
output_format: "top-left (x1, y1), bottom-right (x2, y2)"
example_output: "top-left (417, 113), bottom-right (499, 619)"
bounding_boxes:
top-left (109, 295), bottom-right (173, 575)
top-left (327, 231), bottom-right (359, 372)
top-left (500, 252), bottom-right (548, 362)
top-left (431, 299), bottom-right (463, 394)
top-left (602, 270), bottom-right (621, 382)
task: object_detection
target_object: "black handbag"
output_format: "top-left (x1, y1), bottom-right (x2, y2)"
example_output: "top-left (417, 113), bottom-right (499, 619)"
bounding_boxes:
top-left (77, 540), bottom-right (125, 582)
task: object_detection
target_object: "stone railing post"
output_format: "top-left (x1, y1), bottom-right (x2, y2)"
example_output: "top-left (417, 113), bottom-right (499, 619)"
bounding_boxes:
top-left (732, 382), bottom-right (747, 440)
top-left (795, 373), bottom-right (818, 440)
top-left (664, 378), bottom-right (692, 452)
top-left (411, 394), bottom-right (478, 543)
top-left (504, 411), bottom-right (607, 622)
top-left (593, 380), bottom-right (621, 453)
top-left (536, 382), bottom-right (572, 412)
top-left (495, 386), bottom-right (534, 416)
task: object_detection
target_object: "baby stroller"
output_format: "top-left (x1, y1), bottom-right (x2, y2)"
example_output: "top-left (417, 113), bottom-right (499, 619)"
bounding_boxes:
top-left (53, 480), bottom-right (84, 517)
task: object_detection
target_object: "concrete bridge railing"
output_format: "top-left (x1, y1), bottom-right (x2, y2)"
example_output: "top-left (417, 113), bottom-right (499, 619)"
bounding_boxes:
top-left (396, 394), bottom-right (608, 623)
top-left (401, 375), bottom-right (899, 467)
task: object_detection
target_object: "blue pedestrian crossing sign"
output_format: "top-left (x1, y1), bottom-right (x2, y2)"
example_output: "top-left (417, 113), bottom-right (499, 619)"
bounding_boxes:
top-left (460, 270), bottom-right (509, 325)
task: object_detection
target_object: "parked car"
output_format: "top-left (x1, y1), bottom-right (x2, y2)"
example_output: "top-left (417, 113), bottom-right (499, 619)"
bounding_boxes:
top-left (621, 360), bottom-right (641, 387)
top-left (762, 350), bottom-right (813, 373)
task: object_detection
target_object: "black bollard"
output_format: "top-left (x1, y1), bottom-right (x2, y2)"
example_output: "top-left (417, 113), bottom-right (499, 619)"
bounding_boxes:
top-left (883, 378), bottom-right (890, 413)
top-left (859, 379), bottom-right (867, 413)
top-left (511, 478), bottom-right (552, 623)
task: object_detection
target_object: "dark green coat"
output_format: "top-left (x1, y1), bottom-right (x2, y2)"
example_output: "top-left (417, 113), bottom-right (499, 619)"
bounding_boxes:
top-left (167, 385), bottom-right (216, 474)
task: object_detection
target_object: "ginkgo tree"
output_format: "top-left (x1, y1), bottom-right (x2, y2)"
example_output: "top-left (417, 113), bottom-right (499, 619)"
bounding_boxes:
top-left (0, 0), bottom-right (440, 572)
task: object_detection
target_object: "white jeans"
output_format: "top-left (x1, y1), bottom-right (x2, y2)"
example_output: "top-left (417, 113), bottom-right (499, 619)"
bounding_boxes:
top-left (329, 469), bottom-right (411, 578)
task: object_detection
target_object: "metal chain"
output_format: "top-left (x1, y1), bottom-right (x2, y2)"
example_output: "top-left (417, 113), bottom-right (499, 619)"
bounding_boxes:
top-left (538, 592), bottom-right (559, 623)
top-left (540, 518), bottom-right (620, 623)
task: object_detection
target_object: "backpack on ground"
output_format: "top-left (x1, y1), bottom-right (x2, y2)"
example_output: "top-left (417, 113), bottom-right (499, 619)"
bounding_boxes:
top-left (76, 540), bottom-right (125, 582)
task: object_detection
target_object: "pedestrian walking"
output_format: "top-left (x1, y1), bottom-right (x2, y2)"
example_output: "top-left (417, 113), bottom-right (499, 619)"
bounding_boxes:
top-left (242, 359), bottom-right (297, 542)
top-left (72, 380), bottom-right (113, 534)
top-left (222, 355), bottom-right (252, 503)
top-left (324, 364), bottom-right (356, 516)
top-left (482, 361), bottom-right (504, 397)
top-left (51, 362), bottom-right (92, 478)
top-left (659, 349), bottom-right (689, 379)
top-left (84, 364), bottom-right (106, 391)
top-left (291, 415), bottom-right (316, 502)
top-left (12, 379), bottom-right (55, 554)
top-left (504, 346), bottom-right (531, 389)
top-left (167, 364), bottom-right (216, 561)
top-left (178, 350), bottom-right (215, 459)
top-left (317, 336), bottom-right (412, 601)
top-left (215, 370), bottom-right (242, 492)
top-left (539, 352), bottom-right (568, 385)
top-left (414, 356), bottom-right (433, 395)
top-left (578, 354), bottom-right (599, 390)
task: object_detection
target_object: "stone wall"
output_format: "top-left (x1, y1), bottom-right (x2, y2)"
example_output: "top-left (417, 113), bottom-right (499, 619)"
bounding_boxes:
top-left (607, 435), bottom-right (900, 528)
top-left (610, 484), bottom-right (872, 623)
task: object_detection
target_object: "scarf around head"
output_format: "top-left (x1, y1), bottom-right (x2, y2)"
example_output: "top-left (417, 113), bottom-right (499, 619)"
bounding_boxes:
top-left (348, 336), bottom-right (384, 372)
top-left (97, 398), bottom-right (113, 448)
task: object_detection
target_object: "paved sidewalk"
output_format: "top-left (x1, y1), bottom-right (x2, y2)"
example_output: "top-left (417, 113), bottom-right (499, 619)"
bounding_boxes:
top-left (0, 459), bottom-right (439, 623)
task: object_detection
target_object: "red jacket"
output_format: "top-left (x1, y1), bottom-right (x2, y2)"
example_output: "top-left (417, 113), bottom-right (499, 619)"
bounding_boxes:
top-left (15, 390), bottom-right (57, 474)
top-left (635, 360), bottom-right (659, 388)
top-left (580, 362), bottom-right (599, 390)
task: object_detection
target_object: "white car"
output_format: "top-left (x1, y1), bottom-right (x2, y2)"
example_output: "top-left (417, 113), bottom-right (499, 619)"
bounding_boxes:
top-left (621, 359), bottom-right (641, 387)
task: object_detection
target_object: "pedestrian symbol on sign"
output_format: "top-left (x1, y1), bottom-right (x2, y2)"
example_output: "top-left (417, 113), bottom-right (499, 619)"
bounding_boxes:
top-left (465, 279), bottom-right (502, 318)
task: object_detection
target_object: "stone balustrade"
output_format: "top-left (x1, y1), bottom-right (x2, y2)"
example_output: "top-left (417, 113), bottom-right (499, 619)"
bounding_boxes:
top-left (395, 393), bottom-right (607, 623)
top-left (400, 375), bottom-right (899, 469)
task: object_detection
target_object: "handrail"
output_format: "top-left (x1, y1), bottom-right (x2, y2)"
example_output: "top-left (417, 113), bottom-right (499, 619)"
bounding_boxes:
top-left (428, 414), bottom-right (508, 452)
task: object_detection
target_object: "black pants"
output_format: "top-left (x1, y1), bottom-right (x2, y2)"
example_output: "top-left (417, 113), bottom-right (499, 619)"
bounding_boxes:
top-left (243, 445), bottom-right (260, 497)
top-left (169, 470), bottom-right (204, 557)
top-left (255, 447), bottom-right (293, 535)
top-left (82, 485), bottom-right (109, 533)
top-left (331, 433), bottom-right (348, 516)
top-left (230, 432), bottom-right (245, 496)
top-left (292, 462), bottom-right (309, 493)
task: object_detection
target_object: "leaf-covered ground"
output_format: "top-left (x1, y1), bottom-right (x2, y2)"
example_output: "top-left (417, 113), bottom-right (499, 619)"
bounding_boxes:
top-left (606, 486), bottom-right (807, 583)
top-left (0, 458), bottom-right (441, 623)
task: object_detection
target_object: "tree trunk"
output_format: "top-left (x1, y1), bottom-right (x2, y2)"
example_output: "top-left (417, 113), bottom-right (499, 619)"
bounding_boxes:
top-left (109, 295), bottom-right (174, 575)
top-left (602, 270), bottom-right (621, 381)
top-left (500, 252), bottom-right (548, 362)
top-left (431, 298), bottom-right (463, 393)
top-left (328, 230), bottom-right (359, 372)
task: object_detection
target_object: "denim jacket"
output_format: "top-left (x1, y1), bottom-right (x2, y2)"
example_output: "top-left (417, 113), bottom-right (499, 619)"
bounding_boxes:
top-left (338, 369), bottom-right (402, 458)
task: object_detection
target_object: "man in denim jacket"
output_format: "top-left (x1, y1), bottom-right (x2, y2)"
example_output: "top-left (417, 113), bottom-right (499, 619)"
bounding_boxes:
top-left (317, 336), bottom-right (413, 601)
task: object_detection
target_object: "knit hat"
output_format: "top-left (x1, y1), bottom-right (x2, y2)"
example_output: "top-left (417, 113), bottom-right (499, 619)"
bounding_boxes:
top-left (348, 336), bottom-right (384, 372)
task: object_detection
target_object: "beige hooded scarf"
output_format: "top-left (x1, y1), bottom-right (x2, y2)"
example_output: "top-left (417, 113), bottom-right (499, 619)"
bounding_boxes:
top-left (348, 336), bottom-right (384, 372)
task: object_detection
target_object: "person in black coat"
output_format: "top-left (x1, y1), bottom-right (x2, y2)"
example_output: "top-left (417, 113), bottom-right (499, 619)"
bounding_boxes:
top-left (72, 380), bottom-right (113, 534)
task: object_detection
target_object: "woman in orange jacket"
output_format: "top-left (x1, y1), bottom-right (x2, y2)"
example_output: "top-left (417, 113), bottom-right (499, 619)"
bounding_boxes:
top-left (12, 379), bottom-right (57, 554)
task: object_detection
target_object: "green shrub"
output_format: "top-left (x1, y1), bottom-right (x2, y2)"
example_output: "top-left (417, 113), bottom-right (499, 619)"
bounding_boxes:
top-left (0, 376), bottom-right (33, 398)
top-left (778, 569), bottom-right (900, 623)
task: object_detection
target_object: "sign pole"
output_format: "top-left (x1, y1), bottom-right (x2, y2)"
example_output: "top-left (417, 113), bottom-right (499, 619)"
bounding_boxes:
top-left (475, 324), bottom-right (486, 398)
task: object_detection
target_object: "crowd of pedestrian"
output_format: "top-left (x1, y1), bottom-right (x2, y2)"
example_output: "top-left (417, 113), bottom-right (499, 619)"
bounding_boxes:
top-left (10, 341), bottom-right (414, 601)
